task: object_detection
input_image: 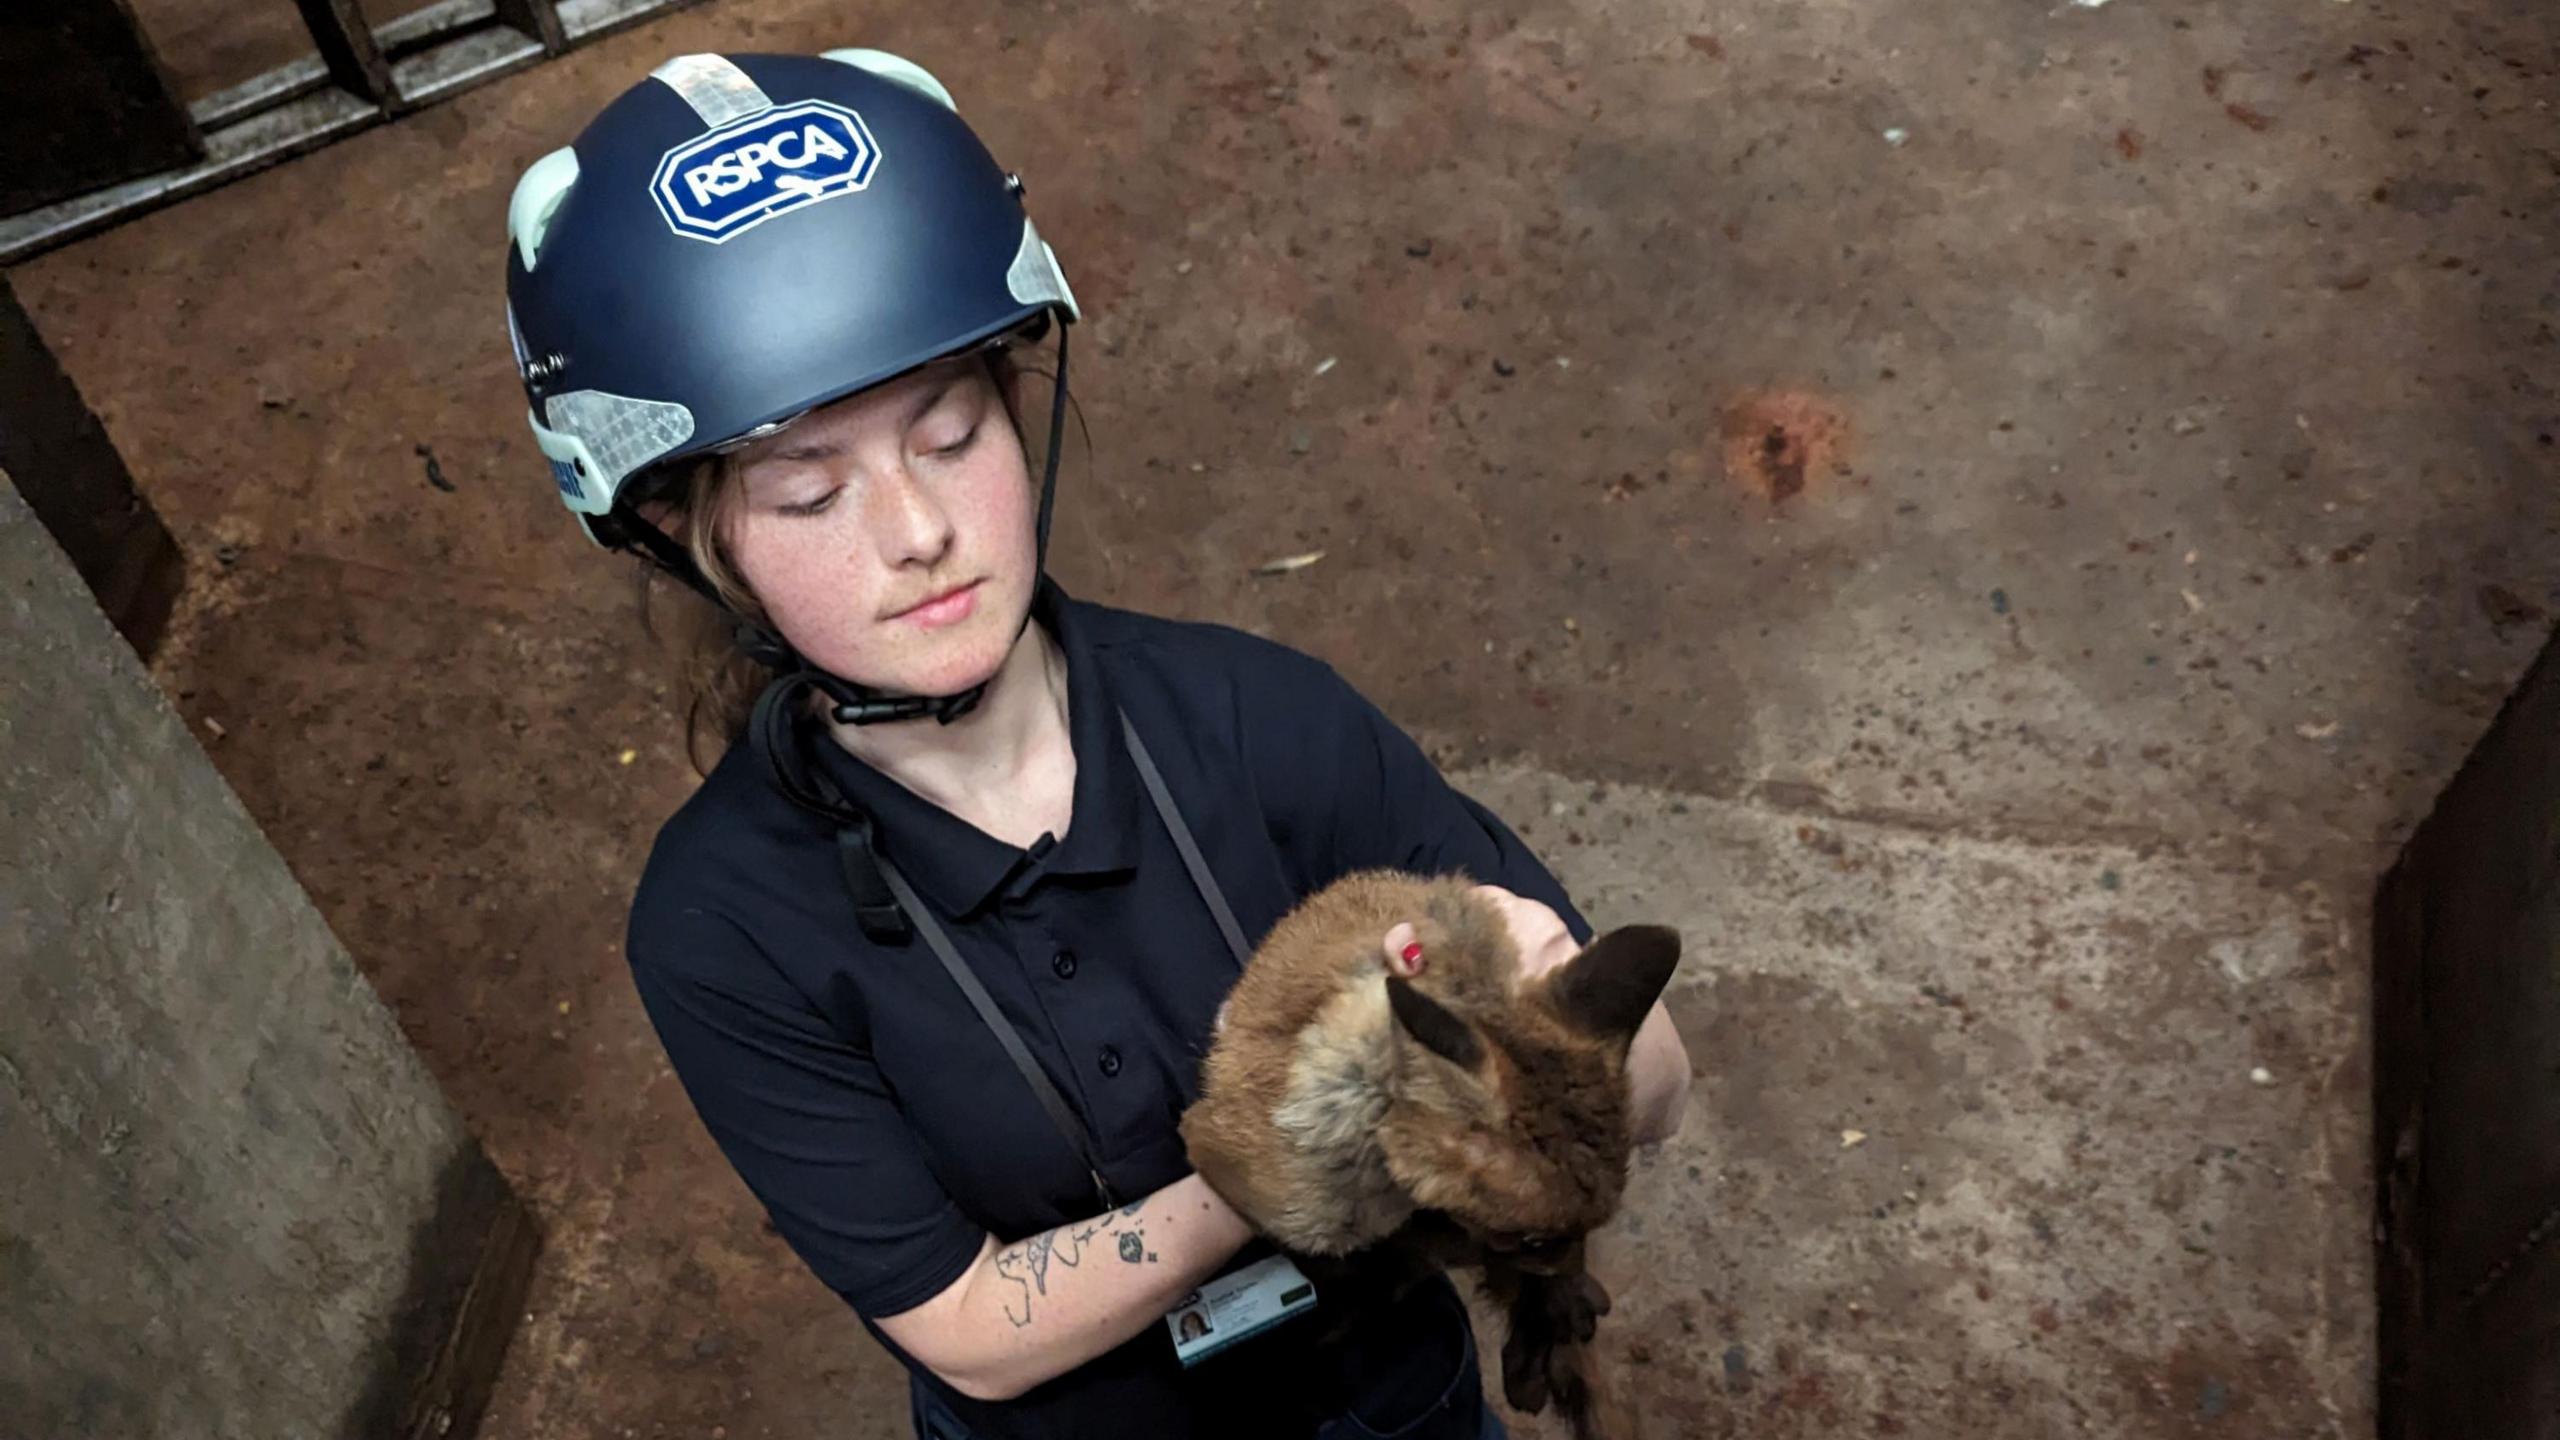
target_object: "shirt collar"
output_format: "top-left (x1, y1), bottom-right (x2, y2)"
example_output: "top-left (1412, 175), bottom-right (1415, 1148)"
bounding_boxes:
top-left (811, 580), bottom-right (1140, 919)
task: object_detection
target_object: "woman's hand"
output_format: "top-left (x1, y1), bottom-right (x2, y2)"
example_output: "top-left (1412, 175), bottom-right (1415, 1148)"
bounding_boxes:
top-left (1382, 885), bottom-right (1692, 1145)
top-left (1472, 884), bottom-right (1581, 978)
top-left (1376, 885), bottom-right (1576, 979)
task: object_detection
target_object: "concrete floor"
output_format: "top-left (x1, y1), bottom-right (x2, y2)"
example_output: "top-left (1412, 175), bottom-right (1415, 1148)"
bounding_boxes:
top-left (15, 0), bottom-right (2559, 1434)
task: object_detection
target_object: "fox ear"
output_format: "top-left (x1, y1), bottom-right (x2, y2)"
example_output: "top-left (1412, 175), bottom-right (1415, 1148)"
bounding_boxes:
top-left (1387, 975), bottom-right (1486, 1071)
top-left (1548, 925), bottom-right (1681, 1045)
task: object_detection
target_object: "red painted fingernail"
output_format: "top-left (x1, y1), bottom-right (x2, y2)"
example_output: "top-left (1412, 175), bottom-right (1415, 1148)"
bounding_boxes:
top-left (1401, 943), bottom-right (1424, 965)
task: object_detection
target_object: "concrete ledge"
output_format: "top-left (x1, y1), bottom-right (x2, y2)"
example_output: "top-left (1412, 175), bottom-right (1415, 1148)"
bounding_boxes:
top-left (352, 1145), bottom-right (545, 1440)
top-left (0, 468), bottom-right (534, 1437)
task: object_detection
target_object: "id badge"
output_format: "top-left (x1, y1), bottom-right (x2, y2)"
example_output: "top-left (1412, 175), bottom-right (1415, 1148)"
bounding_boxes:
top-left (1164, 1253), bottom-right (1318, 1366)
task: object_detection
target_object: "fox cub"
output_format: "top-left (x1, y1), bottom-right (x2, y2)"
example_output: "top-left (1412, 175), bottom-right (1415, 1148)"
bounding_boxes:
top-left (1182, 871), bottom-right (1680, 1439)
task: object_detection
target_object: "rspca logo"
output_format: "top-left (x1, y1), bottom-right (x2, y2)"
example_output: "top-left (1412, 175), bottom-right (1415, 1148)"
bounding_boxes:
top-left (650, 102), bottom-right (881, 243)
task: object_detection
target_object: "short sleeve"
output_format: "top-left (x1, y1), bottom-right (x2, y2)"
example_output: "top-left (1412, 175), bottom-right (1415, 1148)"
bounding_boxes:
top-left (1246, 655), bottom-right (1594, 944)
top-left (628, 905), bottom-right (987, 1318)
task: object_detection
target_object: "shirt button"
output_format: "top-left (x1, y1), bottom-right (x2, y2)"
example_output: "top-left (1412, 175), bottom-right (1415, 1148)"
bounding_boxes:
top-left (1052, 949), bottom-right (1078, 980)
top-left (1098, 1045), bottom-right (1123, 1078)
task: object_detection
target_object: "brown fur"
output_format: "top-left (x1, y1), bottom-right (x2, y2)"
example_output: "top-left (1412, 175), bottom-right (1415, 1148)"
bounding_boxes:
top-left (1181, 872), bottom-right (1680, 1440)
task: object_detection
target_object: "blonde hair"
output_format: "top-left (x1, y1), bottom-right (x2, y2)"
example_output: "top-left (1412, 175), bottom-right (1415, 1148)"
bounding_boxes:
top-left (644, 346), bottom-right (1046, 771)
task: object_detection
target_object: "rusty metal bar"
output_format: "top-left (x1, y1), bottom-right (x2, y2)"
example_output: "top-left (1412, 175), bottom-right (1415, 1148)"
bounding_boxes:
top-left (0, 0), bottom-right (204, 217)
top-left (291, 0), bottom-right (396, 105)
top-left (558, 0), bottom-right (704, 44)
top-left (1, 0), bottom-right (701, 262)
top-left (374, 0), bottom-right (492, 55)
top-left (0, 88), bottom-right (378, 264)
top-left (390, 25), bottom-right (545, 109)
top-left (191, 56), bottom-right (333, 133)
top-left (491, 0), bottom-right (568, 55)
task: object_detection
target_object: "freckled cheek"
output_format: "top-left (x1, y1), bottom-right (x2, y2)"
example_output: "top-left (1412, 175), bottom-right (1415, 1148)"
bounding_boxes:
top-left (947, 471), bottom-right (1038, 562)
top-left (911, 460), bottom-right (1013, 532)
top-left (733, 521), bottom-right (883, 646)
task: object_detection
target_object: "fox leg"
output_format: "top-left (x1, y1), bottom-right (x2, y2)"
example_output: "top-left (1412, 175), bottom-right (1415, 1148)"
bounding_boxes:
top-left (1489, 1258), bottom-right (1627, 1437)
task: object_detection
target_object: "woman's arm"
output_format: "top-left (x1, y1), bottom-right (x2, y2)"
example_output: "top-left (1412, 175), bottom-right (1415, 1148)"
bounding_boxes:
top-left (875, 1174), bottom-right (1253, 1402)
top-left (632, 909), bottom-right (1254, 1382)
top-left (1622, 1000), bottom-right (1691, 1143)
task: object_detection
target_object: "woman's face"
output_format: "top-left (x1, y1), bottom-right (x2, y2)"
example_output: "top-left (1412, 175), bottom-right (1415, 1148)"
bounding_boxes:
top-left (719, 356), bottom-right (1037, 698)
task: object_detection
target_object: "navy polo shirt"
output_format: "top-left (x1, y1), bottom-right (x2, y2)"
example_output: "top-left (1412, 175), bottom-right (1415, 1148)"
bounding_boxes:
top-left (626, 584), bottom-right (1590, 1439)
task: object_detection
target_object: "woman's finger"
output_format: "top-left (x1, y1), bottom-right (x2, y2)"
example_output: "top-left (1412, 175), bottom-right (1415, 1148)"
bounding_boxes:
top-left (1382, 920), bottom-right (1423, 976)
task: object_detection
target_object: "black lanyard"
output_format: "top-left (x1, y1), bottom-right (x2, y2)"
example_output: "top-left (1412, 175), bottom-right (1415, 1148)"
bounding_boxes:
top-left (869, 710), bottom-right (1250, 1210)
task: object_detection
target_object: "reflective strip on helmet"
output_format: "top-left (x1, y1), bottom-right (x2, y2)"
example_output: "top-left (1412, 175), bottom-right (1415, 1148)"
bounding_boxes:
top-left (1007, 218), bottom-right (1081, 322)
top-left (534, 391), bottom-right (697, 515)
top-left (508, 146), bottom-right (579, 271)
top-left (820, 49), bottom-right (960, 112)
top-left (528, 408), bottom-right (609, 516)
top-left (650, 54), bottom-right (774, 127)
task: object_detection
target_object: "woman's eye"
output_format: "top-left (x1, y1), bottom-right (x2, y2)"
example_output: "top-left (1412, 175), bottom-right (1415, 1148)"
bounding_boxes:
top-left (923, 425), bottom-right (979, 459)
top-left (778, 489), bottom-right (839, 517)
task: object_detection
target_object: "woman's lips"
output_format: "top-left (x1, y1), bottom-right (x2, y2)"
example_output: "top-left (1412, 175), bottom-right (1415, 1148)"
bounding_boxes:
top-left (896, 580), bottom-right (981, 628)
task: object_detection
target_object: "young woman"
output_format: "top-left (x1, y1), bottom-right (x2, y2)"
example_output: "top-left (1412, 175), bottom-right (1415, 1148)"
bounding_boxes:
top-left (502, 47), bottom-right (1689, 1440)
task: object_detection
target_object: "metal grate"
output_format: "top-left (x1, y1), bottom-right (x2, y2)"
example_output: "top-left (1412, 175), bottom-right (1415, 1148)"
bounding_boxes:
top-left (0, 0), bottom-right (706, 264)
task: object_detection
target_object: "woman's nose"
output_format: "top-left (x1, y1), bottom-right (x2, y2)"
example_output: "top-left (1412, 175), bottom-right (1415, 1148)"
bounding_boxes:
top-left (870, 464), bottom-right (955, 566)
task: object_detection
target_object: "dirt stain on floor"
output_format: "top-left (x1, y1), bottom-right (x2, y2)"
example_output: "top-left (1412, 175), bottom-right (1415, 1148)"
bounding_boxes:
top-left (1720, 391), bottom-right (1851, 504)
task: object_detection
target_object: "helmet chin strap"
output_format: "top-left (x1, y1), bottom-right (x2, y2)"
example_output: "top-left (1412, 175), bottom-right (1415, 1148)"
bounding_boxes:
top-left (618, 324), bottom-right (1073, 729)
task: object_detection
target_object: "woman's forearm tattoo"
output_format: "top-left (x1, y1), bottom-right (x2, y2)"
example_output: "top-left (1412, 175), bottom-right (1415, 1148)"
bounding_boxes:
top-left (990, 1203), bottom-right (1158, 1327)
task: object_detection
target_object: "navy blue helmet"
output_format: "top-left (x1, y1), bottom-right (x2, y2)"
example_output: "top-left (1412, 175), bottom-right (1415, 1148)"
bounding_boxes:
top-left (502, 49), bottom-right (1078, 552)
